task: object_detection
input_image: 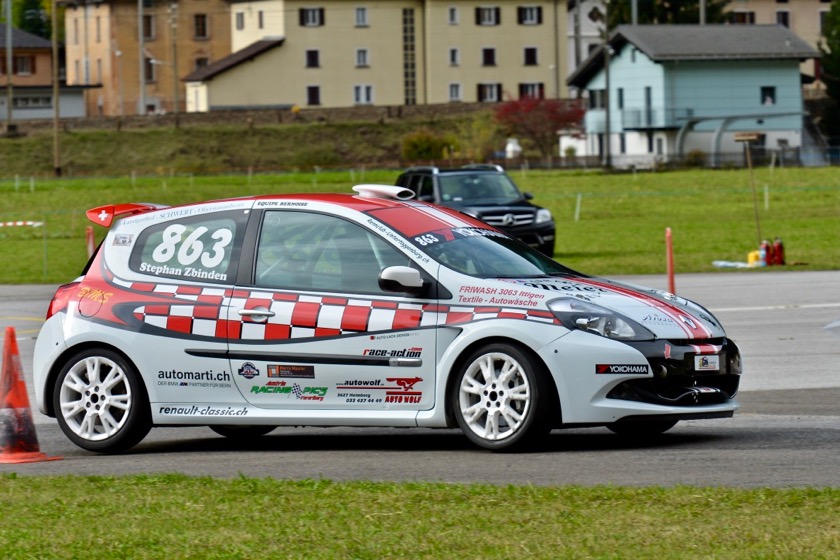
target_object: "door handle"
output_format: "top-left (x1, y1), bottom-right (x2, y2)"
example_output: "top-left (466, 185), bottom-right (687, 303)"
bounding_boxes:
top-left (238, 308), bottom-right (275, 320)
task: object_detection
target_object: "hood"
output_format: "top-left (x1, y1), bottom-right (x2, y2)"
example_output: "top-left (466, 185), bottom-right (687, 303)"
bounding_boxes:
top-left (504, 275), bottom-right (725, 340)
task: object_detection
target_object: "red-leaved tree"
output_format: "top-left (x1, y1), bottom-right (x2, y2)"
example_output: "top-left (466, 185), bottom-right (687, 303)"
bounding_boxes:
top-left (495, 97), bottom-right (585, 161)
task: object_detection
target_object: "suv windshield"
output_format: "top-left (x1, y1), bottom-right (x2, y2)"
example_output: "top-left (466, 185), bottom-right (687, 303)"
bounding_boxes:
top-left (413, 227), bottom-right (574, 278)
top-left (438, 173), bottom-right (522, 204)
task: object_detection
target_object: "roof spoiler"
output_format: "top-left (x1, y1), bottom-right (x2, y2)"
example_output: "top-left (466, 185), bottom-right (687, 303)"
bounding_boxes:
top-left (86, 203), bottom-right (168, 228)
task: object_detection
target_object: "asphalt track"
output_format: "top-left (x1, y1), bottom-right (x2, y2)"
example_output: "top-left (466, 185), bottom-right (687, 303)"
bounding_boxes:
top-left (2, 270), bottom-right (839, 487)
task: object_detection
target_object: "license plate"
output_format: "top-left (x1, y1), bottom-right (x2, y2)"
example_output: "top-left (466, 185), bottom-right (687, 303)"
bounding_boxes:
top-left (694, 354), bottom-right (720, 371)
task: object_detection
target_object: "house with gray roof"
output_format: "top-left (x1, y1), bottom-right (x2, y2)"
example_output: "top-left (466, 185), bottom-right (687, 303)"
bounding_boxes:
top-left (0, 26), bottom-right (90, 121)
top-left (564, 24), bottom-right (820, 167)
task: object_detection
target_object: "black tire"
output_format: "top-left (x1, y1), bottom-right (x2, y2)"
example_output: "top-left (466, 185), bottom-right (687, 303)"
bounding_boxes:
top-left (538, 240), bottom-right (555, 258)
top-left (607, 419), bottom-right (679, 436)
top-left (451, 342), bottom-right (552, 451)
top-left (53, 348), bottom-right (151, 453)
top-left (210, 425), bottom-right (275, 439)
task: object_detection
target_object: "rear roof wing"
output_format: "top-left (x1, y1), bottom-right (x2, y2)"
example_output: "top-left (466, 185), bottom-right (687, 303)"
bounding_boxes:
top-left (86, 203), bottom-right (168, 228)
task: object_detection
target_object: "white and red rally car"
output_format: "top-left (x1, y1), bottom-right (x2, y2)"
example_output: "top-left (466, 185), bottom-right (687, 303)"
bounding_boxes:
top-left (33, 185), bottom-right (741, 452)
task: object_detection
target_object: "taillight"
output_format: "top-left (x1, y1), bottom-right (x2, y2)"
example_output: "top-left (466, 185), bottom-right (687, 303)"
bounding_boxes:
top-left (46, 282), bottom-right (80, 320)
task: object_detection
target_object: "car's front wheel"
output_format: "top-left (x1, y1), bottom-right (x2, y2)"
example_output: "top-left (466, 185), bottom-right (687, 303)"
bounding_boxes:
top-left (451, 343), bottom-right (552, 451)
top-left (53, 348), bottom-right (151, 453)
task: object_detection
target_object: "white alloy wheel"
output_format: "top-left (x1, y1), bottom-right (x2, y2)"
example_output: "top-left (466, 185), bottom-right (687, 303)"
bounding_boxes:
top-left (453, 343), bottom-right (550, 451)
top-left (54, 349), bottom-right (150, 452)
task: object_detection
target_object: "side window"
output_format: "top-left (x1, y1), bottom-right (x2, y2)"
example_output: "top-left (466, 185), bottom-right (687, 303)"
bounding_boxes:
top-left (417, 176), bottom-right (434, 201)
top-left (130, 212), bottom-right (244, 284)
top-left (256, 211), bottom-right (410, 294)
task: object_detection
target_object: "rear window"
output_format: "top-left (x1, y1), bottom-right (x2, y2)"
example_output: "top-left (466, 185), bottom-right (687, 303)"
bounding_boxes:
top-left (129, 212), bottom-right (246, 284)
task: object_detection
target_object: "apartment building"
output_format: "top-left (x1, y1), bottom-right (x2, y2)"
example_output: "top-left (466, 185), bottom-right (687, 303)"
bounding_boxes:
top-left (726, 0), bottom-right (833, 94)
top-left (63, 0), bottom-right (231, 116)
top-left (184, 0), bottom-right (569, 111)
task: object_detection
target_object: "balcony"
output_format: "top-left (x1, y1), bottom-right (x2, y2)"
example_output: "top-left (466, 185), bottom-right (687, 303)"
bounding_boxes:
top-left (620, 107), bottom-right (695, 130)
top-left (584, 107), bottom-right (696, 133)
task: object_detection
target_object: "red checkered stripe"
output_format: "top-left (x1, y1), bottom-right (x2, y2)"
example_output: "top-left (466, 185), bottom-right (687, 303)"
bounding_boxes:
top-left (121, 281), bottom-right (559, 340)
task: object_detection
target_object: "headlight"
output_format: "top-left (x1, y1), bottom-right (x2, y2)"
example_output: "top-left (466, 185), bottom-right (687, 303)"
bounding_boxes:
top-left (548, 297), bottom-right (654, 341)
top-left (535, 208), bottom-right (553, 224)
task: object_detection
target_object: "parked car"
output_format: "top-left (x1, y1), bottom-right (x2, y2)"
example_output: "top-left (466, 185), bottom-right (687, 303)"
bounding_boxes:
top-left (33, 185), bottom-right (741, 453)
top-left (395, 165), bottom-right (556, 257)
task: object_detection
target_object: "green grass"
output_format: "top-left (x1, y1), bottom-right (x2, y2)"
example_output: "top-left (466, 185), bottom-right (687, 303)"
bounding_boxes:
top-left (1, 167), bottom-right (838, 283)
top-left (1, 475), bottom-right (838, 559)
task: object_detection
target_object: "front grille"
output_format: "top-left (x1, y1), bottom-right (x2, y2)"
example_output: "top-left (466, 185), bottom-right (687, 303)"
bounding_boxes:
top-left (607, 337), bottom-right (742, 407)
top-left (482, 213), bottom-right (535, 227)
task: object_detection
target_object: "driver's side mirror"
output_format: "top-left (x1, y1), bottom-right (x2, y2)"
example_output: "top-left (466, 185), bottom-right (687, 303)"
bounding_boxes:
top-left (379, 266), bottom-right (425, 294)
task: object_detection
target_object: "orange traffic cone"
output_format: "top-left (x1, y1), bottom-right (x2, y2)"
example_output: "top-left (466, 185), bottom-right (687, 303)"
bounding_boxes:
top-left (1, 327), bottom-right (61, 463)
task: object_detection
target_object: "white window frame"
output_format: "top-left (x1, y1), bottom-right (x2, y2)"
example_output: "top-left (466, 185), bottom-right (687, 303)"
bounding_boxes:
top-left (478, 83), bottom-right (501, 102)
top-left (519, 82), bottom-right (543, 99)
top-left (14, 56), bottom-right (33, 76)
top-left (356, 48), bottom-right (370, 67)
top-left (302, 8), bottom-right (323, 27)
top-left (519, 6), bottom-right (540, 25)
top-left (355, 7), bottom-right (368, 26)
top-left (194, 13), bottom-right (209, 39)
top-left (354, 84), bottom-right (374, 105)
top-left (523, 46), bottom-right (538, 66)
top-left (482, 47), bottom-right (496, 67)
top-left (235, 12), bottom-right (245, 30)
top-left (448, 6), bottom-right (459, 25)
top-left (449, 83), bottom-right (462, 102)
top-left (143, 14), bottom-right (155, 40)
top-left (449, 47), bottom-right (460, 66)
top-left (478, 7), bottom-right (499, 25)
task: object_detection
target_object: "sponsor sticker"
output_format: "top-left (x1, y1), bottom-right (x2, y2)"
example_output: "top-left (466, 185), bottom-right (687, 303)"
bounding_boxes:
top-left (238, 362), bottom-right (260, 379)
top-left (267, 364), bottom-right (315, 379)
top-left (113, 234), bottom-right (134, 246)
top-left (596, 364), bottom-right (649, 375)
top-left (694, 355), bottom-right (720, 371)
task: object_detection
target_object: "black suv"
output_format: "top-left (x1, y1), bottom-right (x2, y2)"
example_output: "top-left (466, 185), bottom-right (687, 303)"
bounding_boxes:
top-left (395, 165), bottom-right (556, 256)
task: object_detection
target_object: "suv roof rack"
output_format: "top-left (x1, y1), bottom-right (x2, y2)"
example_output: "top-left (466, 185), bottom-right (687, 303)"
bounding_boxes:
top-left (402, 165), bottom-right (440, 174)
top-left (461, 164), bottom-right (505, 172)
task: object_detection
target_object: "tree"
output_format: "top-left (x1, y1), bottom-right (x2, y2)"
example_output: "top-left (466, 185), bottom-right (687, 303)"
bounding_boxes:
top-left (18, 0), bottom-right (50, 38)
top-left (819, 1), bottom-right (840, 142)
top-left (606, 0), bottom-right (731, 29)
top-left (495, 97), bottom-right (585, 162)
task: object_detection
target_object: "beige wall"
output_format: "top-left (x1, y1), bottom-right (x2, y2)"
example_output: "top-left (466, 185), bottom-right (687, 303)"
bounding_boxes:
top-left (231, 0), bottom-right (286, 51)
top-left (65, 0), bottom-right (232, 116)
top-left (200, 0), bottom-right (568, 110)
top-left (425, 0), bottom-right (566, 103)
top-left (726, 0), bottom-right (831, 90)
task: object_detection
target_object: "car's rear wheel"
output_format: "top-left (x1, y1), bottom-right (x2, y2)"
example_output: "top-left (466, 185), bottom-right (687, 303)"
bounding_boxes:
top-left (53, 348), bottom-right (151, 453)
top-left (452, 343), bottom-right (551, 451)
top-left (607, 419), bottom-right (679, 436)
top-left (210, 425), bottom-right (275, 439)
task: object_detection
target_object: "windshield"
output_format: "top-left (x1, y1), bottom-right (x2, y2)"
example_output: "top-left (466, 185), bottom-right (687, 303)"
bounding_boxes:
top-left (438, 173), bottom-right (522, 204)
top-left (413, 227), bottom-right (576, 278)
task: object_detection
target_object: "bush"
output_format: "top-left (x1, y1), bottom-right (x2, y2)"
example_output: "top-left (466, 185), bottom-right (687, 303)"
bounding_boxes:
top-left (401, 129), bottom-right (456, 162)
top-left (684, 149), bottom-right (707, 168)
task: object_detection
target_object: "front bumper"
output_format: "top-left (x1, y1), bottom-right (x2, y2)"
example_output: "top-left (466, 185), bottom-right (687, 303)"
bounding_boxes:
top-left (610, 337), bottom-right (741, 407)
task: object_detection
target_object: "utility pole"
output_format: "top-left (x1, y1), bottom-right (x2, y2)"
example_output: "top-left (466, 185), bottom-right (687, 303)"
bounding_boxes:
top-left (52, 0), bottom-right (61, 175)
top-left (138, 0), bottom-right (145, 114)
top-left (168, 0), bottom-right (179, 127)
top-left (5, 0), bottom-right (13, 130)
